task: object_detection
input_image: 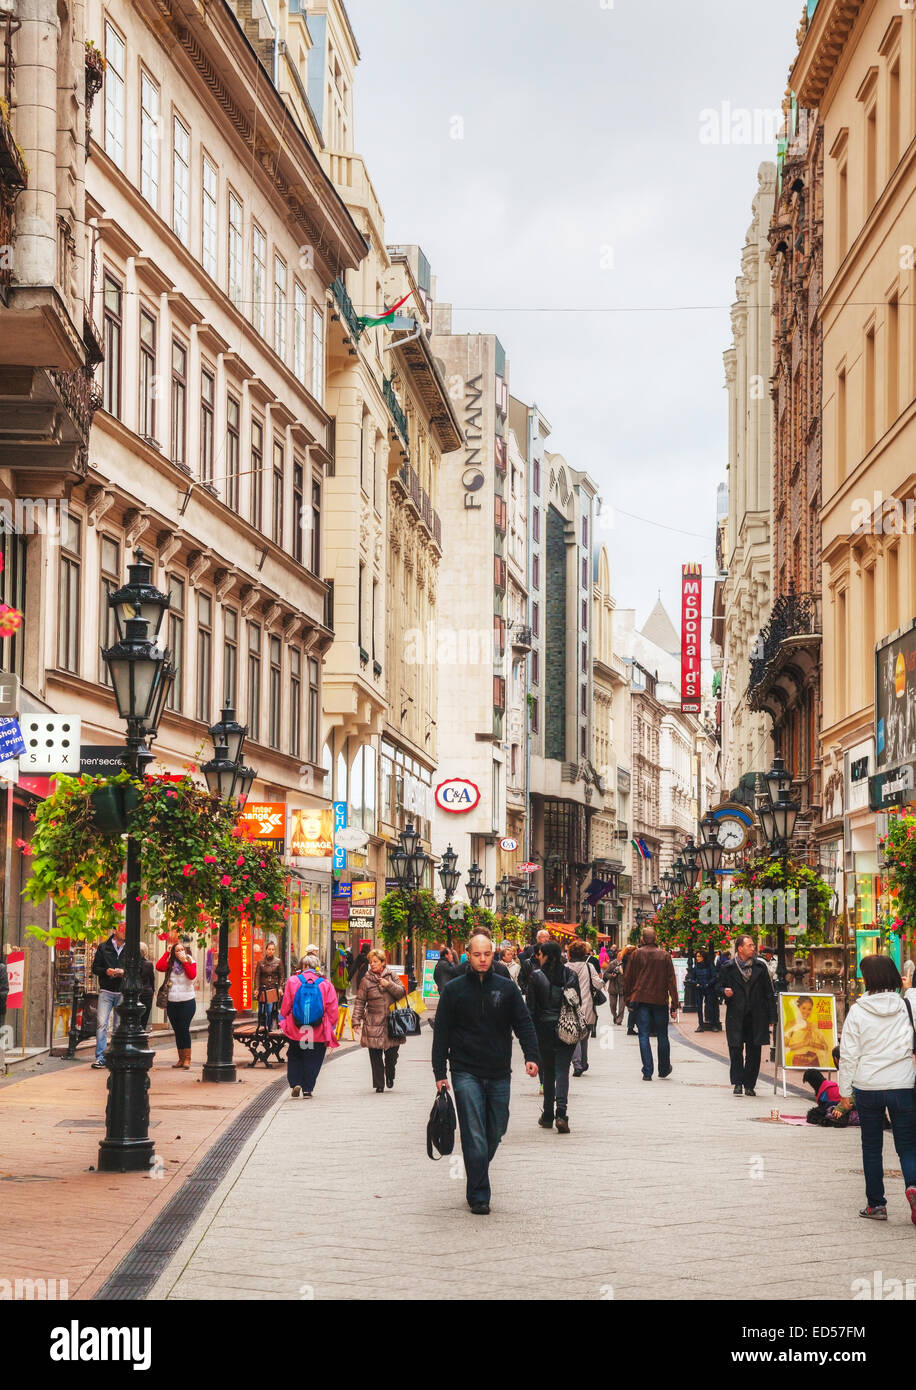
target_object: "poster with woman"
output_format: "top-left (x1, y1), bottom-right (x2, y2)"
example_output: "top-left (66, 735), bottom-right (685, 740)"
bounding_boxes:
top-left (779, 992), bottom-right (838, 1069)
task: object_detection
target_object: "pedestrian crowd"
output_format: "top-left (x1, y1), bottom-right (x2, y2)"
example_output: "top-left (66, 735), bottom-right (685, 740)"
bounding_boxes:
top-left (86, 917), bottom-right (916, 1231)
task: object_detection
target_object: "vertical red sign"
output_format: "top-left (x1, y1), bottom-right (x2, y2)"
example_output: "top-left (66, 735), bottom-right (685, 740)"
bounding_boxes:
top-left (681, 564), bottom-right (702, 713)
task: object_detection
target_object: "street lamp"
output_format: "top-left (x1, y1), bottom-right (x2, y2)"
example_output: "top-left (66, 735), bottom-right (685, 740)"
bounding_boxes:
top-left (483, 886), bottom-right (494, 911)
top-left (681, 837), bottom-right (701, 891)
top-left (760, 753), bottom-right (800, 996)
top-left (466, 863), bottom-right (484, 907)
top-left (97, 568), bottom-right (174, 1173)
top-left (649, 884), bottom-right (662, 913)
top-left (660, 869), bottom-right (674, 900)
top-left (438, 844), bottom-right (460, 901)
top-left (696, 811), bottom-right (724, 882)
top-left (496, 874), bottom-right (511, 914)
top-left (395, 822), bottom-right (426, 990)
top-left (202, 716), bottom-right (255, 1085)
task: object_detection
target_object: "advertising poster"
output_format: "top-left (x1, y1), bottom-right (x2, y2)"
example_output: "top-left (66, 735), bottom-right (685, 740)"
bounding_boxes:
top-left (238, 802), bottom-right (286, 842)
top-left (680, 563), bottom-right (702, 713)
top-left (289, 807), bottom-right (334, 858)
top-left (5, 949), bottom-right (24, 1008)
top-left (779, 992), bottom-right (838, 1070)
top-left (422, 949), bottom-right (440, 999)
top-left (876, 621), bottom-right (916, 772)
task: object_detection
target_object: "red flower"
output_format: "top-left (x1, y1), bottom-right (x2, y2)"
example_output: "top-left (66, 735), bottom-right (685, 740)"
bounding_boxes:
top-left (254, 891), bottom-right (267, 902)
top-left (15, 837), bottom-right (33, 855)
top-left (204, 855), bottom-right (218, 864)
top-left (114, 901), bottom-right (125, 911)
top-left (182, 864), bottom-right (195, 877)
top-left (236, 855), bottom-right (245, 867)
top-left (220, 874), bottom-right (232, 887)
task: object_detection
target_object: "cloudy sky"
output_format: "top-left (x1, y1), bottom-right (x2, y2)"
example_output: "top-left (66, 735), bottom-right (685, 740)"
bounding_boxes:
top-left (345, 0), bottom-right (802, 629)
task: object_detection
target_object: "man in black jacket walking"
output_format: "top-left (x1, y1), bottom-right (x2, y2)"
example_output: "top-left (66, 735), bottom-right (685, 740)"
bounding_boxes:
top-left (718, 933), bottom-right (777, 1096)
top-left (432, 931), bottom-right (540, 1215)
top-left (91, 926), bottom-right (126, 1068)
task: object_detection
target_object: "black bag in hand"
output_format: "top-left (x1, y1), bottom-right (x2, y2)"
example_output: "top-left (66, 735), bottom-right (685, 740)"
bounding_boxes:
top-left (427, 1087), bottom-right (457, 1160)
top-left (387, 996), bottom-right (421, 1041)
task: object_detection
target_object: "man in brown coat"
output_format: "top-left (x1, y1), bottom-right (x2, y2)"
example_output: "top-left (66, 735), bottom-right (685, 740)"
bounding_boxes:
top-left (625, 926), bottom-right (679, 1080)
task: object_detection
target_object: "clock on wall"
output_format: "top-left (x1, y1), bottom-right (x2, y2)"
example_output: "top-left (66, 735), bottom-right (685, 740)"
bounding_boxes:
top-left (710, 803), bottom-right (755, 857)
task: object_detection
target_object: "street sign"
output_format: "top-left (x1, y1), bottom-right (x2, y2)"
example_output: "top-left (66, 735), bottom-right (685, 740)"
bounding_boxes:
top-left (336, 826), bottom-right (369, 851)
top-left (80, 745), bottom-right (125, 776)
top-left (0, 673), bottom-right (19, 717)
top-left (518, 862), bottom-right (539, 873)
top-left (19, 716), bottom-right (81, 773)
top-left (0, 718), bottom-right (26, 761)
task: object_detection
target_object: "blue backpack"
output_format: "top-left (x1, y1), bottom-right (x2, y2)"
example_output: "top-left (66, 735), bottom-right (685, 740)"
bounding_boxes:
top-left (291, 972), bottom-right (325, 1027)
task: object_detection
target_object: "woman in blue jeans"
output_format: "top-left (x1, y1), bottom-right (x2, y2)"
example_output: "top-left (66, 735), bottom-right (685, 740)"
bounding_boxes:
top-left (156, 929), bottom-right (198, 1068)
top-left (834, 954), bottom-right (916, 1223)
top-left (526, 941), bottom-right (580, 1134)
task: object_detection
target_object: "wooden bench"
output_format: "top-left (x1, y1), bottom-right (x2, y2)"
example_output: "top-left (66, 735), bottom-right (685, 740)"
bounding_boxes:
top-left (232, 1024), bottom-right (288, 1068)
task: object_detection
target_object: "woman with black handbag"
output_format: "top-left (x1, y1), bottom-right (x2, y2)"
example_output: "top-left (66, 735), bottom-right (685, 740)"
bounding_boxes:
top-left (526, 941), bottom-right (582, 1133)
top-left (352, 948), bottom-right (408, 1092)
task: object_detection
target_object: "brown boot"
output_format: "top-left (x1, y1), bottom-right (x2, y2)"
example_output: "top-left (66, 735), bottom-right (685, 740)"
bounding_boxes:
top-left (171, 1050), bottom-right (184, 1068)
top-left (181, 1048), bottom-right (192, 1069)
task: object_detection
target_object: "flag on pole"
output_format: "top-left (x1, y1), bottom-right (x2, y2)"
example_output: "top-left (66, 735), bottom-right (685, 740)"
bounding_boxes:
top-left (358, 290), bottom-right (412, 330)
top-left (630, 837), bottom-right (652, 860)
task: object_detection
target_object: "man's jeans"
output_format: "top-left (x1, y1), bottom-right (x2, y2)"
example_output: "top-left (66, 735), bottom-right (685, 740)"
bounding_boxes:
top-left (856, 1088), bottom-right (916, 1208)
top-left (95, 989), bottom-right (122, 1061)
top-left (635, 1003), bottom-right (671, 1078)
top-left (451, 1071), bottom-right (511, 1207)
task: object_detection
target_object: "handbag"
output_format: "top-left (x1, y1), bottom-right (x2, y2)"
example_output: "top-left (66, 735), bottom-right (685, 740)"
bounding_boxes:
top-left (155, 955), bottom-right (173, 1012)
top-left (905, 998), bottom-right (916, 1089)
top-left (426, 1087), bottom-right (458, 1160)
top-left (556, 973), bottom-right (589, 1046)
top-left (589, 965), bottom-right (607, 1008)
top-left (386, 974), bottom-right (421, 1041)
top-left (260, 987), bottom-right (279, 1005)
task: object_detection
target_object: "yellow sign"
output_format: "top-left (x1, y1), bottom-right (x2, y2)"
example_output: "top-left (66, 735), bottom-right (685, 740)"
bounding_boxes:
top-left (779, 992), bottom-right (838, 1070)
top-left (351, 881), bottom-right (377, 905)
top-left (289, 807), bottom-right (334, 858)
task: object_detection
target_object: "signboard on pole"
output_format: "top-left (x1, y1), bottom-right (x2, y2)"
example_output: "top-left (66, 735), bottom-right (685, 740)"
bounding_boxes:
top-left (681, 564), bottom-right (702, 713)
top-left (422, 948), bottom-right (441, 999)
top-left (6, 949), bottom-right (25, 1008)
top-left (0, 719), bottom-right (26, 762)
top-left (333, 800), bottom-right (347, 874)
top-left (238, 802), bottom-right (286, 841)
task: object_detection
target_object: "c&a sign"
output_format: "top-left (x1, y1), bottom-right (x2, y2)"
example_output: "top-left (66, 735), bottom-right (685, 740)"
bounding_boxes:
top-left (435, 778), bottom-right (481, 814)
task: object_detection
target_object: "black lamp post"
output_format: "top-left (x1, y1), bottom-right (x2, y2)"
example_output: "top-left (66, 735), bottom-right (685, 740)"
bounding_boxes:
top-left (394, 822), bottom-right (426, 991)
top-left (660, 869), bottom-right (674, 901)
top-left (438, 844), bottom-right (460, 901)
top-left (483, 886), bottom-right (494, 911)
top-left (760, 753), bottom-right (800, 996)
top-left (98, 564), bottom-right (174, 1174)
top-left (649, 883), bottom-right (662, 913)
top-left (466, 863), bottom-right (484, 907)
top-left (201, 717), bottom-right (254, 1085)
top-left (495, 874), bottom-right (511, 914)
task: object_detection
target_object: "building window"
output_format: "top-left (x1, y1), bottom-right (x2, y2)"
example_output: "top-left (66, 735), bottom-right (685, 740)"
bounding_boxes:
top-left (226, 395), bottom-right (240, 509)
top-left (58, 514), bottom-right (81, 673)
top-left (582, 516), bottom-right (588, 548)
top-left (102, 273), bottom-right (122, 418)
top-left (202, 156), bottom-right (218, 279)
top-left (268, 636), bottom-right (281, 749)
top-left (581, 683), bottom-right (587, 715)
top-left (533, 458), bottom-right (540, 495)
top-left (247, 622), bottom-right (261, 739)
top-left (140, 72), bottom-right (160, 208)
top-left (170, 339), bottom-right (187, 466)
top-left (531, 650), bottom-right (539, 685)
top-left (289, 647), bottom-right (301, 758)
top-left (172, 116), bottom-right (190, 245)
top-left (294, 282), bottom-right (307, 381)
top-left (530, 696), bottom-right (539, 733)
top-left (310, 478), bottom-right (320, 573)
top-left (139, 310), bottom-right (157, 441)
top-left (98, 535), bottom-right (120, 685)
top-left (223, 606), bottom-right (238, 707)
top-left (104, 23), bottom-right (125, 167)
top-left (228, 191), bottom-right (243, 308)
top-left (532, 554), bottom-right (539, 589)
top-left (887, 294), bottom-right (899, 426)
top-left (293, 462), bottom-right (304, 565)
top-left (864, 323), bottom-right (876, 453)
top-left (358, 562), bottom-right (365, 651)
top-left (272, 439), bottom-right (284, 546)
top-left (311, 305), bottom-right (324, 404)
top-left (167, 575), bottom-right (185, 712)
top-left (274, 255), bottom-right (287, 359)
top-left (532, 601), bottom-right (539, 637)
top-left (200, 369), bottom-right (214, 484)
top-left (197, 593), bottom-right (212, 723)
top-left (308, 657), bottom-right (319, 762)
top-left (581, 599), bottom-right (588, 631)
top-left (252, 226), bottom-right (266, 337)
top-left (582, 555), bottom-right (588, 589)
top-left (532, 508), bottom-right (540, 541)
top-left (581, 641), bottom-right (587, 673)
top-left (372, 579), bottom-right (378, 659)
top-left (251, 419), bottom-right (263, 530)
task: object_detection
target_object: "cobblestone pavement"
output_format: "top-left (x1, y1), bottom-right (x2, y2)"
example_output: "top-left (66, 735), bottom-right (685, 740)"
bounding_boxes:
top-left (148, 1018), bottom-right (916, 1302)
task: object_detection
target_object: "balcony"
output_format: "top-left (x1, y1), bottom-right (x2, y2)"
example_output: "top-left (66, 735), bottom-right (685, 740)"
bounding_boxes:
top-left (383, 374), bottom-right (408, 449)
top-left (330, 276), bottom-right (363, 348)
top-left (512, 625), bottom-right (532, 652)
top-left (0, 24), bottom-right (26, 308)
top-left (746, 589), bottom-right (821, 720)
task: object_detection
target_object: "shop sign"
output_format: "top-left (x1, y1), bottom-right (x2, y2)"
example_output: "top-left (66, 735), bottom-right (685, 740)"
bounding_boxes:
top-left (331, 898), bottom-right (350, 922)
top-left (499, 836), bottom-right (519, 852)
top-left (290, 807), bottom-right (334, 858)
top-left (518, 862), bottom-right (539, 873)
top-left (336, 826), bottom-right (369, 851)
top-left (333, 801), bottom-right (347, 874)
top-left (349, 906), bottom-right (375, 920)
top-left (79, 745), bottom-right (124, 776)
top-left (0, 673), bottom-right (19, 717)
top-left (19, 715), bottom-right (80, 773)
top-left (869, 762), bottom-right (916, 811)
top-left (681, 564), bottom-right (701, 713)
top-left (435, 778), bottom-right (480, 813)
top-left (876, 620), bottom-right (916, 770)
top-left (333, 883), bottom-right (352, 900)
top-left (5, 949), bottom-right (24, 1008)
top-left (351, 882), bottom-right (376, 905)
top-left (422, 949), bottom-right (440, 999)
top-left (0, 719), bottom-right (25, 762)
top-left (238, 802), bottom-right (286, 841)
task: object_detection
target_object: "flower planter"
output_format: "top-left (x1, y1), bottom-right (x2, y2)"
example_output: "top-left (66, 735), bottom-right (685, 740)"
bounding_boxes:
top-left (89, 783), bottom-right (139, 833)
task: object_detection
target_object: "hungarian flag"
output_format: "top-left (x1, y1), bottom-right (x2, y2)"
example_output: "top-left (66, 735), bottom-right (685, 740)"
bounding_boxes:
top-left (358, 290), bottom-right (412, 330)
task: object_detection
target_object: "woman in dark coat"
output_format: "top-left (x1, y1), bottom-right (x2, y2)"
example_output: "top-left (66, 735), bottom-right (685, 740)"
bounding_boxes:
top-left (433, 946), bottom-right (461, 993)
top-left (351, 949), bottom-right (407, 1092)
top-left (527, 941), bottom-right (581, 1134)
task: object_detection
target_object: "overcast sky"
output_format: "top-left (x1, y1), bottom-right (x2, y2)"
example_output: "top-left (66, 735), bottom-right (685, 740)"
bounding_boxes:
top-left (345, 0), bottom-right (802, 630)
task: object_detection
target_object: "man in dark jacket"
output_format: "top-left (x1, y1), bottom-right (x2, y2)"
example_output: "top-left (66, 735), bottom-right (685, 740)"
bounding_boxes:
top-left (518, 929), bottom-right (551, 992)
top-left (433, 931), bottom-right (540, 1216)
top-left (718, 933), bottom-right (777, 1096)
top-left (433, 946), bottom-right (461, 993)
top-left (91, 926), bottom-right (126, 1068)
top-left (625, 926), bottom-right (679, 1080)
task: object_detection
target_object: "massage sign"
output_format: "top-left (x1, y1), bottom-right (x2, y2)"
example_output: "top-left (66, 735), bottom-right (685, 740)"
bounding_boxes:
top-left (681, 563), bottom-right (702, 714)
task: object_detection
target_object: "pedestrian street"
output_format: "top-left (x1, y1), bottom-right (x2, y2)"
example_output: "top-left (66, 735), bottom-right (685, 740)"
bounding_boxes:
top-left (148, 1022), bottom-right (914, 1302)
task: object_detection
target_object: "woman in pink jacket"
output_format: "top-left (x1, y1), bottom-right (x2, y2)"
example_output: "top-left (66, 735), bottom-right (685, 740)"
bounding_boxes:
top-left (279, 952), bottom-right (339, 1098)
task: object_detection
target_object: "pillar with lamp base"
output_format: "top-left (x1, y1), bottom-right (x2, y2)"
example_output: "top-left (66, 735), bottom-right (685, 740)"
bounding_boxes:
top-left (438, 844), bottom-right (460, 947)
top-left (201, 707), bottom-right (256, 1084)
top-left (695, 810), bottom-right (725, 1031)
top-left (758, 753), bottom-right (800, 998)
top-left (390, 821), bottom-right (427, 992)
top-left (679, 837), bottom-right (702, 1014)
top-left (97, 554), bottom-right (174, 1174)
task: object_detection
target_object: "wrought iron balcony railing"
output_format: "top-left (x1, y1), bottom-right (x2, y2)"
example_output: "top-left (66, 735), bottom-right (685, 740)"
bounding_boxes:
top-left (747, 590), bottom-right (820, 696)
top-left (383, 374), bottom-right (408, 448)
top-left (331, 276), bottom-right (363, 343)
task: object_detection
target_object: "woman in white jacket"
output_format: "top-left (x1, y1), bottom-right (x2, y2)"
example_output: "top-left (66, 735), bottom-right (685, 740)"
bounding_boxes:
top-left (834, 954), bottom-right (916, 1223)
